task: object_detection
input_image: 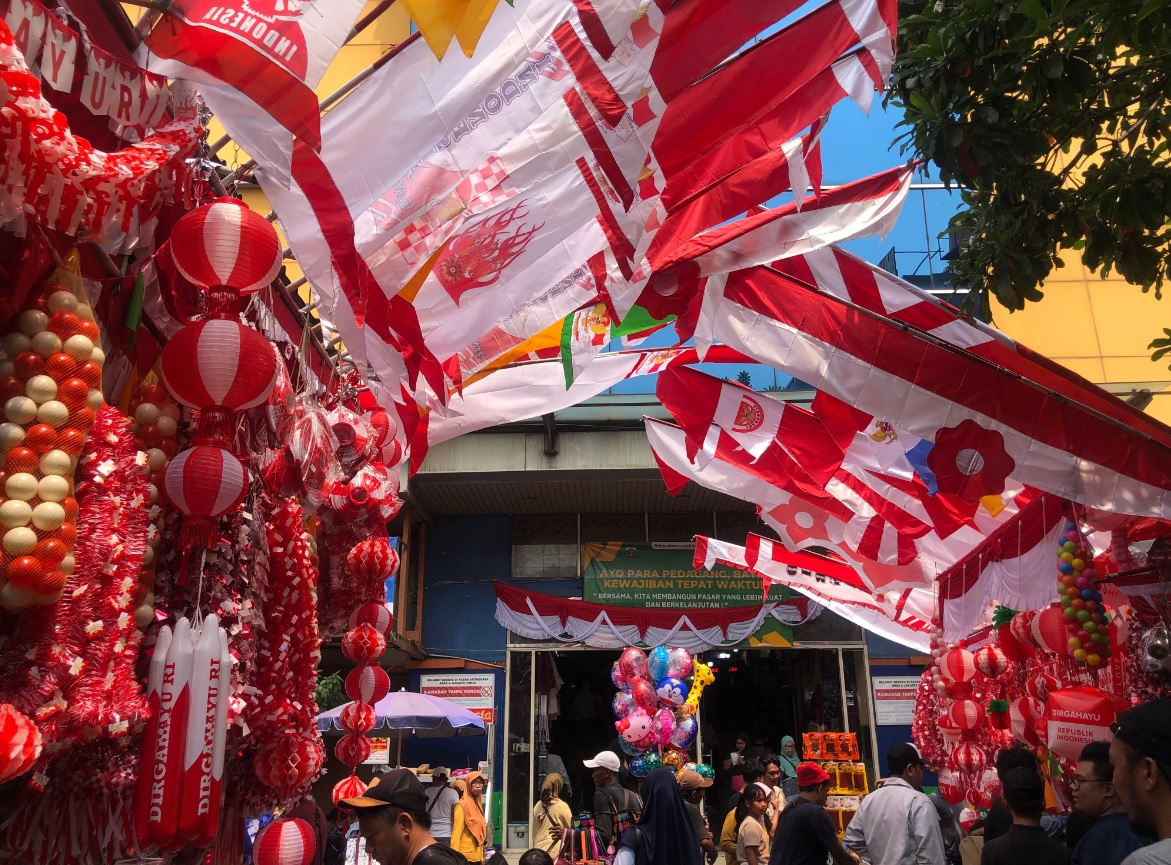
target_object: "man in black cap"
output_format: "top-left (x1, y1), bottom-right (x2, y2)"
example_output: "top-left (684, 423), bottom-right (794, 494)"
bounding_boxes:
top-left (843, 743), bottom-right (945, 865)
top-left (981, 768), bottom-right (1070, 865)
top-left (342, 768), bottom-right (470, 865)
top-left (1110, 699), bottom-right (1171, 865)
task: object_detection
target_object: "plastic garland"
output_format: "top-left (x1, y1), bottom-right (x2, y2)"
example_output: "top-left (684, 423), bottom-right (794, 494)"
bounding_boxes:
top-left (0, 19), bottom-right (200, 237)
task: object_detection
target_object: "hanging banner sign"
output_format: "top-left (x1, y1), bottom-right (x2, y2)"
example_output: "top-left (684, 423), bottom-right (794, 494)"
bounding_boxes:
top-left (872, 676), bottom-right (919, 725)
top-left (419, 673), bottom-right (496, 714)
top-left (364, 738), bottom-right (390, 765)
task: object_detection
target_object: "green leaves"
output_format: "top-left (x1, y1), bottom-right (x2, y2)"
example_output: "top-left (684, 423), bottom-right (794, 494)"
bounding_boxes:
top-left (888, 0), bottom-right (1171, 328)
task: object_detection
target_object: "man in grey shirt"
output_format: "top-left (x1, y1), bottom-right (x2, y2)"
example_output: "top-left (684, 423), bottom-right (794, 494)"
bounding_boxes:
top-left (1111, 700), bottom-right (1171, 865)
top-left (844, 743), bottom-right (946, 865)
top-left (425, 767), bottom-right (461, 846)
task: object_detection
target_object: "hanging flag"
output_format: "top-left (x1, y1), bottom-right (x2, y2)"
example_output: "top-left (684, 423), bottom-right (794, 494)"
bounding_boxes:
top-left (142, 0), bottom-right (366, 149)
top-left (697, 265), bottom-right (1171, 518)
top-left (400, 0), bottom-right (468, 60)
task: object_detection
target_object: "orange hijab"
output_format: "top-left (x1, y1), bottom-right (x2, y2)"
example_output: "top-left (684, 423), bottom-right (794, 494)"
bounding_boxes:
top-left (460, 771), bottom-right (487, 845)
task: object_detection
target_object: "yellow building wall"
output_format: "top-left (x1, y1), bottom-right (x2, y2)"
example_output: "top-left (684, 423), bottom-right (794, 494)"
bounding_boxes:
top-left (992, 247), bottom-right (1171, 426)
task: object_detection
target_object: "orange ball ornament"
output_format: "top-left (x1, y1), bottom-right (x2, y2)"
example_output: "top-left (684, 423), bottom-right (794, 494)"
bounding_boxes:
top-left (75, 362), bottom-right (101, 388)
top-left (45, 352), bottom-right (77, 379)
top-left (48, 312), bottom-right (79, 338)
top-left (67, 406), bottom-right (95, 430)
top-left (13, 352), bottom-right (45, 380)
top-left (139, 385), bottom-right (167, 405)
top-left (75, 320), bottom-right (99, 342)
top-left (5, 447), bottom-right (38, 475)
top-left (50, 522), bottom-right (76, 546)
top-left (5, 555), bottom-right (43, 589)
top-left (56, 378), bottom-right (88, 410)
top-left (0, 377), bottom-right (23, 402)
top-left (33, 537), bottom-right (66, 567)
top-left (32, 568), bottom-right (66, 597)
top-left (55, 428), bottom-right (86, 455)
top-left (60, 497), bottom-right (78, 522)
top-left (22, 424), bottom-right (57, 453)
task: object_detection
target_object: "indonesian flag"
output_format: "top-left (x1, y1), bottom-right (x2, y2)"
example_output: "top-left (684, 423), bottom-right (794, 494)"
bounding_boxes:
top-left (142, 0), bottom-right (365, 149)
top-left (694, 265), bottom-right (1171, 519)
top-left (694, 534), bottom-right (934, 651)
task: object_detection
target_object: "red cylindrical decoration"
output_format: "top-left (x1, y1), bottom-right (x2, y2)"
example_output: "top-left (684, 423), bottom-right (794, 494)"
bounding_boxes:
top-left (342, 624), bottom-right (387, 665)
top-left (169, 199), bottom-right (282, 298)
top-left (340, 701), bottom-right (377, 735)
top-left (335, 733), bottom-right (372, 767)
top-left (948, 698), bottom-right (985, 731)
top-left (162, 446), bottom-right (249, 550)
top-left (160, 319), bottom-right (279, 415)
top-left (348, 602), bottom-right (395, 636)
top-left (253, 818), bottom-right (316, 865)
top-left (253, 734), bottom-right (324, 798)
top-left (345, 666), bottom-right (390, 705)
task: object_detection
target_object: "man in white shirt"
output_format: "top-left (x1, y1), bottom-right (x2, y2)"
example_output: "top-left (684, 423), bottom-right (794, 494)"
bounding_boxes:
top-left (425, 767), bottom-right (461, 846)
top-left (843, 743), bottom-right (946, 865)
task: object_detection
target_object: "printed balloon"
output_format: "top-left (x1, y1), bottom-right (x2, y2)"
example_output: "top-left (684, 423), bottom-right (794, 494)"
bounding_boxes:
top-left (647, 647), bottom-right (671, 682)
top-left (612, 692), bottom-right (635, 721)
top-left (655, 677), bottom-right (689, 708)
top-left (617, 707), bottom-right (653, 743)
top-left (619, 648), bottom-right (649, 682)
top-left (654, 708), bottom-right (675, 746)
top-left (671, 714), bottom-right (698, 749)
top-left (611, 661), bottom-right (632, 692)
top-left (631, 678), bottom-right (659, 712)
top-left (667, 647), bottom-right (693, 678)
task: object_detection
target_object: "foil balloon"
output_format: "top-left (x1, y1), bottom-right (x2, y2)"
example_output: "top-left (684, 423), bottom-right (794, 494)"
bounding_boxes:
top-left (654, 708), bottom-right (675, 746)
top-left (611, 661), bottom-right (632, 692)
top-left (648, 646), bottom-right (671, 682)
top-left (631, 678), bottom-right (660, 712)
top-left (617, 707), bottom-right (653, 743)
top-left (662, 748), bottom-right (687, 772)
top-left (655, 677), bottom-right (689, 708)
top-left (619, 647), bottom-right (649, 682)
top-left (667, 647), bottom-right (693, 678)
top-left (696, 763), bottom-right (715, 780)
top-left (630, 752), bottom-right (662, 778)
top-left (671, 713), bottom-right (698, 748)
top-left (618, 737), bottom-right (644, 757)
top-left (612, 692), bottom-right (635, 721)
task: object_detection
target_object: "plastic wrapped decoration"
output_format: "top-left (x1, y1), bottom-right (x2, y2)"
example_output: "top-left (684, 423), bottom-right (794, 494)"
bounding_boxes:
top-left (0, 256), bottom-right (107, 609)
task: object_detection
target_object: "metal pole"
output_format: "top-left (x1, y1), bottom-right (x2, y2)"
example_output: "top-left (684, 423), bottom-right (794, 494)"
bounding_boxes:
top-left (837, 648), bottom-right (850, 734)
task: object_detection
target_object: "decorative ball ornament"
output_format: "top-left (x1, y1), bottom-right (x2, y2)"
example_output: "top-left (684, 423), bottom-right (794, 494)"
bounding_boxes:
top-left (1031, 606), bottom-right (1070, 655)
top-left (348, 602), bottom-right (395, 636)
top-left (345, 665), bottom-right (391, 705)
top-left (1009, 611), bottom-right (1036, 650)
top-left (341, 624), bottom-right (387, 665)
top-left (332, 774), bottom-right (368, 806)
top-left (937, 712), bottom-right (963, 744)
top-left (169, 198), bottom-right (283, 297)
top-left (1140, 626), bottom-right (1171, 673)
top-left (938, 649), bottom-right (977, 689)
top-left (160, 319), bottom-right (279, 416)
top-left (0, 704), bottom-right (42, 782)
top-left (253, 735), bottom-right (325, 798)
top-left (253, 818), bottom-right (317, 865)
top-left (973, 645), bottom-right (1009, 679)
top-left (340, 701), bottom-right (378, 735)
top-left (346, 537), bottom-right (400, 583)
top-left (948, 743), bottom-right (986, 778)
top-left (162, 446), bottom-right (249, 550)
top-left (948, 699), bottom-right (986, 731)
top-left (335, 733), bottom-right (372, 767)
top-left (937, 769), bottom-right (965, 805)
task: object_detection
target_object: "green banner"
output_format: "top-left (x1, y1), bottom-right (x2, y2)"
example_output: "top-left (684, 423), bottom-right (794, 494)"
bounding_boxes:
top-left (582, 541), bottom-right (789, 610)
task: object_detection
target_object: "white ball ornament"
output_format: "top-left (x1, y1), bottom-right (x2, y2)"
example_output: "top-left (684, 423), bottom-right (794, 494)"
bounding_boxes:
top-left (159, 403), bottom-right (180, 421)
top-left (39, 450), bottom-right (71, 477)
top-left (0, 422), bottom-right (25, 448)
top-left (0, 500), bottom-right (32, 528)
top-left (37, 475), bottom-right (69, 502)
top-left (3, 526), bottom-right (37, 556)
top-left (4, 473), bottom-right (38, 501)
top-left (31, 502), bottom-right (65, 531)
top-left (0, 583), bottom-right (34, 610)
top-left (2, 331), bottom-right (31, 358)
top-left (5, 396), bottom-right (37, 424)
top-left (87, 389), bottom-right (104, 411)
top-left (62, 335), bottom-right (93, 361)
top-left (147, 483), bottom-right (158, 504)
top-left (134, 605), bottom-right (154, 630)
top-left (147, 448), bottom-right (167, 472)
top-left (89, 346), bottom-right (105, 367)
top-left (30, 331), bottom-right (62, 358)
top-left (18, 309), bottom-right (48, 337)
top-left (47, 290), bottom-right (78, 314)
top-left (0, 360), bottom-right (13, 377)
top-left (156, 415), bottom-right (177, 438)
top-left (25, 375), bottom-right (57, 404)
top-left (143, 545), bottom-right (155, 566)
top-left (135, 403), bottom-right (159, 425)
top-left (59, 553), bottom-right (74, 576)
top-left (36, 400), bottom-right (69, 428)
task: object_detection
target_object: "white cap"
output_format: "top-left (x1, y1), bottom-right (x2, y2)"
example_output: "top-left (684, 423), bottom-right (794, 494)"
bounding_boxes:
top-left (432, 766), bottom-right (450, 777)
top-left (583, 751), bottom-right (621, 772)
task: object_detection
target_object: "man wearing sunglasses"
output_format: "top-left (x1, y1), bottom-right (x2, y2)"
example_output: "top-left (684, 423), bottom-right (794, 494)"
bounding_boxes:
top-left (1110, 700), bottom-right (1171, 865)
top-left (1069, 741), bottom-right (1149, 865)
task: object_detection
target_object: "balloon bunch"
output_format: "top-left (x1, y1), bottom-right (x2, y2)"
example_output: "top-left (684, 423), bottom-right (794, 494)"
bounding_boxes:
top-left (0, 256), bottom-right (105, 609)
top-left (611, 646), bottom-right (715, 778)
top-left (1055, 518), bottom-right (1111, 668)
top-left (125, 379), bottom-right (180, 630)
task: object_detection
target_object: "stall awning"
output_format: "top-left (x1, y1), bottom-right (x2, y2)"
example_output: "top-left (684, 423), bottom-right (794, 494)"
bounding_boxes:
top-left (493, 583), bottom-right (817, 651)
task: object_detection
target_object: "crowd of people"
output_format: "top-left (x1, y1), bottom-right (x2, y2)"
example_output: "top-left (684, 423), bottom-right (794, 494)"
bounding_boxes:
top-left (329, 698), bottom-right (1171, 865)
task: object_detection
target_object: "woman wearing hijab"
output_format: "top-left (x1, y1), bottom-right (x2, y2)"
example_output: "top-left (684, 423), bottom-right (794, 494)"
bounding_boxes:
top-left (723, 733), bottom-right (751, 793)
top-left (452, 771), bottom-right (487, 863)
top-left (531, 772), bottom-right (573, 857)
top-left (612, 767), bottom-right (703, 865)
top-left (777, 737), bottom-right (801, 801)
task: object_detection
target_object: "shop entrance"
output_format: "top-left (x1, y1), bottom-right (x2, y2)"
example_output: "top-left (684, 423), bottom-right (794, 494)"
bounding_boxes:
top-left (503, 642), bottom-right (878, 852)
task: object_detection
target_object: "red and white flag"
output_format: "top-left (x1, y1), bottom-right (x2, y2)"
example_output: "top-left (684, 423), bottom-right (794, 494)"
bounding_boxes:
top-left (695, 535), bottom-right (934, 651)
top-left (142, 0), bottom-right (365, 149)
top-left (695, 265), bottom-right (1171, 519)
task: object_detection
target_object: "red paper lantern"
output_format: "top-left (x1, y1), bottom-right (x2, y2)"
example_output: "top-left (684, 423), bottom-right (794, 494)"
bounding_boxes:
top-left (335, 733), bottom-right (372, 767)
top-left (938, 712), bottom-right (963, 743)
top-left (1031, 606), bottom-right (1069, 654)
top-left (253, 734), bottom-right (324, 797)
top-left (160, 319), bottom-right (279, 414)
top-left (254, 818), bottom-right (316, 865)
top-left (348, 602), bottom-right (395, 636)
top-left (341, 624), bottom-right (387, 665)
top-left (340, 701), bottom-right (377, 735)
top-left (169, 199), bottom-right (282, 296)
top-left (362, 408), bottom-right (396, 447)
top-left (1009, 611), bottom-right (1035, 649)
top-left (938, 649), bottom-right (977, 685)
top-left (973, 645), bottom-right (1009, 679)
top-left (0, 704), bottom-right (42, 783)
top-left (332, 773), bottom-right (368, 806)
top-left (948, 699), bottom-right (986, 731)
top-left (162, 446), bottom-right (249, 550)
top-left (346, 538), bottom-right (400, 583)
top-left (948, 743), bottom-right (986, 777)
top-left (345, 665), bottom-right (390, 705)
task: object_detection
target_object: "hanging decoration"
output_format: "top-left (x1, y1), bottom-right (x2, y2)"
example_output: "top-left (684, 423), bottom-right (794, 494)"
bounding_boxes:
top-left (0, 253), bottom-right (106, 610)
top-left (253, 818), bottom-right (317, 865)
top-left (0, 704), bottom-right (42, 783)
top-left (0, 19), bottom-right (198, 238)
top-left (1055, 518), bottom-right (1111, 669)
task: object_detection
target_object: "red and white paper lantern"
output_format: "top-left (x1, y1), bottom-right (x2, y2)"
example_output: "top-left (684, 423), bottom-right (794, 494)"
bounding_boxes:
top-left (332, 773), bottom-right (368, 806)
top-left (342, 623), bottom-right (387, 665)
top-left (254, 734), bottom-right (324, 798)
top-left (1031, 606), bottom-right (1070, 655)
top-left (938, 649), bottom-right (977, 688)
top-left (948, 699), bottom-right (986, 732)
top-left (345, 665), bottom-right (391, 705)
top-left (169, 199), bottom-right (282, 296)
top-left (948, 742), bottom-right (986, 778)
top-left (335, 733), bottom-right (373, 767)
top-left (0, 703), bottom-right (42, 783)
top-left (340, 701), bottom-right (377, 735)
top-left (349, 601), bottom-right (395, 636)
top-left (973, 645), bottom-right (1009, 679)
top-left (160, 319), bottom-right (279, 415)
top-left (162, 446), bottom-right (249, 550)
top-left (254, 818), bottom-right (317, 865)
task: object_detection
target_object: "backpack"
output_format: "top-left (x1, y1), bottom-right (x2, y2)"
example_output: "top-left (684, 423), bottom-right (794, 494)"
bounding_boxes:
top-left (603, 786), bottom-right (642, 851)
